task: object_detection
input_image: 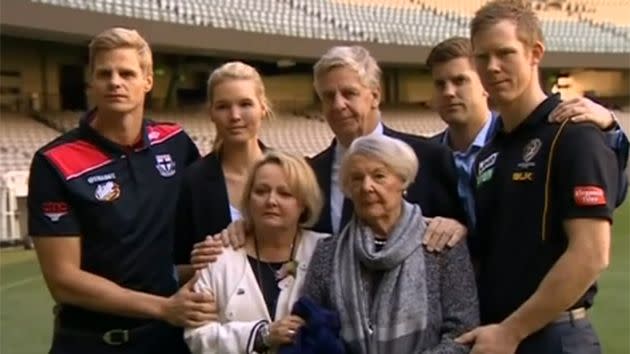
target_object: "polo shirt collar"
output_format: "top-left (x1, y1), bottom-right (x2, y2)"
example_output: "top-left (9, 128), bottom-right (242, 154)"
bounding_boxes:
top-left (496, 94), bottom-right (561, 136)
top-left (79, 108), bottom-right (151, 154)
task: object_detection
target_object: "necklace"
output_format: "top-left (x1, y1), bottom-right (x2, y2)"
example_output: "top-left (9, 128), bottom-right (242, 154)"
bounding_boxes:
top-left (253, 230), bottom-right (300, 292)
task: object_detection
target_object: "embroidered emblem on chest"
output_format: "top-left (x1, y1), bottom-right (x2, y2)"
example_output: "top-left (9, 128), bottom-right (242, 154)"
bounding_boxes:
top-left (518, 138), bottom-right (542, 169)
top-left (155, 154), bottom-right (176, 177)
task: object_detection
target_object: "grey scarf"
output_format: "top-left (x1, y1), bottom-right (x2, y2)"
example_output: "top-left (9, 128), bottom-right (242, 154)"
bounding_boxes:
top-left (332, 201), bottom-right (428, 354)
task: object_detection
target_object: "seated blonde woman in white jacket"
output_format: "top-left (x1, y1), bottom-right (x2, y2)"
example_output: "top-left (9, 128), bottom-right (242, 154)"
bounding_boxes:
top-left (184, 151), bottom-right (329, 354)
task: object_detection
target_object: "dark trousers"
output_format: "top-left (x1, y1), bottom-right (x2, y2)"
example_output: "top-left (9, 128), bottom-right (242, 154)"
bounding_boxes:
top-left (517, 318), bottom-right (601, 354)
top-left (49, 322), bottom-right (190, 354)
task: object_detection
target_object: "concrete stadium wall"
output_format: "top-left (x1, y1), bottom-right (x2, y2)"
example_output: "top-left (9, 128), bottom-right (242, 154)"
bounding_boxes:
top-left (397, 70), bottom-right (433, 104)
top-left (3, 0), bottom-right (628, 113)
top-left (263, 74), bottom-right (314, 111)
top-left (567, 70), bottom-right (630, 97)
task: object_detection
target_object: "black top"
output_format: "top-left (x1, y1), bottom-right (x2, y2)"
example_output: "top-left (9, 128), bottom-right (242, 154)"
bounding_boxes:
top-left (27, 111), bottom-right (200, 330)
top-left (309, 125), bottom-right (466, 234)
top-left (248, 256), bottom-right (282, 318)
top-left (173, 151), bottom-right (232, 265)
top-left (173, 142), bottom-right (267, 265)
top-left (473, 95), bottom-right (620, 324)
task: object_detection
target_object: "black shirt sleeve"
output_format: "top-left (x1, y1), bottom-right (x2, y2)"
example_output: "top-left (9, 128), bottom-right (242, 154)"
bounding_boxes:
top-left (27, 152), bottom-right (81, 237)
top-left (555, 123), bottom-right (619, 222)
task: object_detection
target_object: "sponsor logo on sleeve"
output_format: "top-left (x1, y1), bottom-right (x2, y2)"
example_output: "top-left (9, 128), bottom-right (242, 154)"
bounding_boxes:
top-left (574, 186), bottom-right (607, 206)
top-left (42, 202), bottom-right (69, 222)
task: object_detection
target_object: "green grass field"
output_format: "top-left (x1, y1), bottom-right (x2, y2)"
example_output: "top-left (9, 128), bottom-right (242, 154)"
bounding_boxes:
top-left (1, 203), bottom-right (628, 354)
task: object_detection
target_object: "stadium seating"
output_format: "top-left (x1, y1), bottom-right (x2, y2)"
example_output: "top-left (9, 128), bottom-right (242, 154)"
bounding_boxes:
top-left (29, 0), bottom-right (630, 52)
top-left (40, 108), bottom-right (447, 157)
top-left (1, 113), bottom-right (60, 176)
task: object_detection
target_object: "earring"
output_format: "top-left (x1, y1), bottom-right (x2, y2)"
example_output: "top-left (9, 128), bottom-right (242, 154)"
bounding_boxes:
top-left (403, 190), bottom-right (408, 197)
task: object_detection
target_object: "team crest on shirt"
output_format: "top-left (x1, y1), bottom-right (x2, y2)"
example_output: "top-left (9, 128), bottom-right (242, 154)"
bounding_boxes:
top-left (155, 154), bottom-right (176, 177)
top-left (518, 138), bottom-right (542, 169)
top-left (94, 181), bottom-right (121, 202)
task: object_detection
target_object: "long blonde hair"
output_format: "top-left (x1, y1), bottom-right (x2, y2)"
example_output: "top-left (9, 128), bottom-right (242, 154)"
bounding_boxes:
top-left (206, 62), bottom-right (273, 152)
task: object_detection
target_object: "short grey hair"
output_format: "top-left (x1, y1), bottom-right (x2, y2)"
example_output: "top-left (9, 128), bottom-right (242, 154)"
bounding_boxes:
top-left (313, 46), bottom-right (382, 93)
top-left (339, 135), bottom-right (419, 195)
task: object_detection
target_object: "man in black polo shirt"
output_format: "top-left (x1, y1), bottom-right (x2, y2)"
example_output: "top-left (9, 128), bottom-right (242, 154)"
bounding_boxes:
top-left (456, 1), bottom-right (625, 353)
top-left (28, 28), bottom-right (215, 354)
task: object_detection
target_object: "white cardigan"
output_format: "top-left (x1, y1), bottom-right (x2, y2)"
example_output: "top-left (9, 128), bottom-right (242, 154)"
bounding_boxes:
top-left (184, 230), bottom-right (330, 354)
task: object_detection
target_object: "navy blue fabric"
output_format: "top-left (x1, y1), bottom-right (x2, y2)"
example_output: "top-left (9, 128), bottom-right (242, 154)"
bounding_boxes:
top-left (516, 319), bottom-right (601, 354)
top-left (49, 323), bottom-right (190, 354)
top-left (278, 297), bottom-right (346, 354)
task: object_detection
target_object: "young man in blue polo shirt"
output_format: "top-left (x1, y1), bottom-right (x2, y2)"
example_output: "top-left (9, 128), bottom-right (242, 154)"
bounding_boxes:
top-left (455, 1), bottom-right (626, 353)
top-left (426, 36), bottom-right (628, 252)
top-left (28, 27), bottom-right (216, 354)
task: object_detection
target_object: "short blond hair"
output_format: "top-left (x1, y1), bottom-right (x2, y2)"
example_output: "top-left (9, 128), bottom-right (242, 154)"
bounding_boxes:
top-left (471, 0), bottom-right (544, 47)
top-left (241, 150), bottom-right (323, 228)
top-left (88, 27), bottom-right (153, 75)
top-left (340, 135), bottom-right (419, 196)
top-left (313, 46), bottom-right (382, 94)
top-left (207, 61), bottom-right (273, 151)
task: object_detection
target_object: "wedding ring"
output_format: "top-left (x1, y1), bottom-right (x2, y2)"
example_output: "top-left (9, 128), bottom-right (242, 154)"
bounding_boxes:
top-left (288, 329), bottom-right (296, 336)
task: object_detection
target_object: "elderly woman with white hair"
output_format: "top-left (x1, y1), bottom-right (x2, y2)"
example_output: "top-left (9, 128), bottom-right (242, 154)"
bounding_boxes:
top-left (302, 135), bottom-right (479, 354)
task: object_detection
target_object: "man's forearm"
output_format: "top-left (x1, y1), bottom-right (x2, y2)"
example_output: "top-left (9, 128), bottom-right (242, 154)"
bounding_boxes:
top-left (501, 248), bottom-right (603, 340)
top-left (52, 268), bottom-right (168, 321)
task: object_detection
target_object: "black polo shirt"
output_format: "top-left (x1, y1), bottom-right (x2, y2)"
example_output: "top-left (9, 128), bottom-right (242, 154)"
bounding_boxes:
top-left (27, 112), bottom-right (200, 330)
top-left (473, 94), bottom-right (619, 325)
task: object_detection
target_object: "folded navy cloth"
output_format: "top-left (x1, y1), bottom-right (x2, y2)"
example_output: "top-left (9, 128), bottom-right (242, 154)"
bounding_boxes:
top-left (278, 296), bottom-right (346, 354)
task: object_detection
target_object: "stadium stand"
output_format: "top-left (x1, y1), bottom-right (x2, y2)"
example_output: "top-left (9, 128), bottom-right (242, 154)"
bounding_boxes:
top-left (1, 113), bottom-right (60, 245)
top-left (1, 0), bottom-right (628, 247)
top-left (1, 106), bottom-right (628, 245)
top-left (28, 0), bottom-right (630, 52)
top-left (1, 113), bottom-right (60, 175)
top-left (39, 108), bottom-right (447, 157)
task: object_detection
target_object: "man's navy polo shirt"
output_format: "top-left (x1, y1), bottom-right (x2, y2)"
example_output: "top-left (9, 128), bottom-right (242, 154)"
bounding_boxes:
top-left (27, 112), bottom-right (200, 330)
top-left (473, 95), bottom-right (620, 325)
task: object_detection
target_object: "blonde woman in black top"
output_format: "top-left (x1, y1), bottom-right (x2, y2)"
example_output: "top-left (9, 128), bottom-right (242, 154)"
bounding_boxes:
top-left (174, 61), bottom-right (272, 283)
